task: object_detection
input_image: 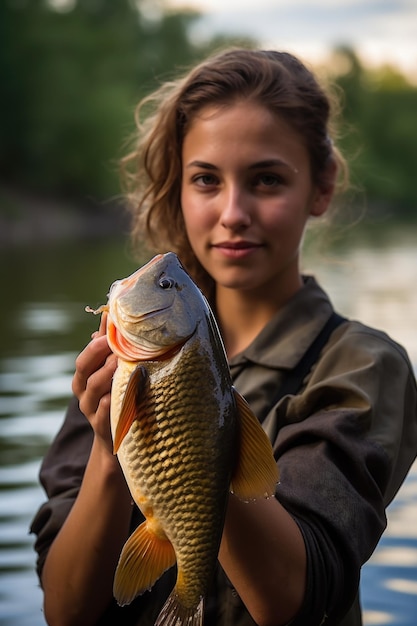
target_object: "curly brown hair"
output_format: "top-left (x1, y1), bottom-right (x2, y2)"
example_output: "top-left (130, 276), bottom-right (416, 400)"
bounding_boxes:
top-left (121, 47), bottom-right (348, 298)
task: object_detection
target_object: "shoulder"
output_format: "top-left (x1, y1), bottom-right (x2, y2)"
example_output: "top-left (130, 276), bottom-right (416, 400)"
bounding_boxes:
top-left (307, 317), bottom-right (417, 423)
top-left (324, 318), bottom-right (416, 380)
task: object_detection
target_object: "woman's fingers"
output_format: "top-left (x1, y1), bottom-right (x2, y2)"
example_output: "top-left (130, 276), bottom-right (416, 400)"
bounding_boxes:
top-left (72, 336), bottom-right (112, 395)
top-left (90, 311), bottom-right (108, 340)
top-left (72, 313), bottom-right (117, 442)
top-left (98, 311), bottom-right (108, 337)
top-left (78, 351), bottom-right (117, 421)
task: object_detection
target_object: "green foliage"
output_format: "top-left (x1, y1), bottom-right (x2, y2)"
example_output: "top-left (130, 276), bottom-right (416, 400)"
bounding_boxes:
top-left (330, 47), bottom-right (417, 216)
top-left (0, 0), bottom-right (246, 207)
top-left (1, 7), bottom-right (416, 217)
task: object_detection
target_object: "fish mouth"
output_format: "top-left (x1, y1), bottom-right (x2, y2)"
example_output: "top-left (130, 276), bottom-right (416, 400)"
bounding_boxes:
top-left (118, 304), bottom-right (172, 325)
top-left (107, 252), bottom-right (197, 360)
top-left (109, 302), bottom-right (197, 361)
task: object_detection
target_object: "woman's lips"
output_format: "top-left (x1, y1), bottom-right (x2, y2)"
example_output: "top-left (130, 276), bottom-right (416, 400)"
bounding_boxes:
top-left (211, 241), bottom-right (263, 259)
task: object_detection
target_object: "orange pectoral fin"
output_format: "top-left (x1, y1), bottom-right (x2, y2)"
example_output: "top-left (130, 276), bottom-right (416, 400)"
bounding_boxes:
top-left (113, 520), bottom-right (176, 607)
top-left (230, 388), bottom-right (279, 501)
top-left (113, 365), bottom-right (149, 454)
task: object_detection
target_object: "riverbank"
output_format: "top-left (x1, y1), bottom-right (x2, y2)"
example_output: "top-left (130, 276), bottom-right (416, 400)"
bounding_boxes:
top-left (1, 186), bottom-right (416, 252)
top-left (0, 187), bottom-right (130, 249)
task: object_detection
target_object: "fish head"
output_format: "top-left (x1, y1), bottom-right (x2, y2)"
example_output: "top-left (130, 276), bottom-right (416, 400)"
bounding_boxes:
top-left (107, 253), bottom-right (208, 360)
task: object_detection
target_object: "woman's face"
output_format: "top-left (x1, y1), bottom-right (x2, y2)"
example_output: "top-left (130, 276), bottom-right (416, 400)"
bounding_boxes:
top-left (181, 101), bottom-right (334, 299)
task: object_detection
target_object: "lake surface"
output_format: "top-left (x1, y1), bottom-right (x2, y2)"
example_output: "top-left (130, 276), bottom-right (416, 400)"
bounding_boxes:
top-left (0, 233), bottom-right (416, 625)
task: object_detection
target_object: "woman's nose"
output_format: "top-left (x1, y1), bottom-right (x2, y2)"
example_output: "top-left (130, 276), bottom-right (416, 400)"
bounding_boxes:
top-left (219, 186), bottom-right (251, 230)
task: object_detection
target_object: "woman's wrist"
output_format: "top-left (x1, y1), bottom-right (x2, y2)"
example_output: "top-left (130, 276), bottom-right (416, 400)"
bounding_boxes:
top-left (89, 435), bottom-right (129, 491)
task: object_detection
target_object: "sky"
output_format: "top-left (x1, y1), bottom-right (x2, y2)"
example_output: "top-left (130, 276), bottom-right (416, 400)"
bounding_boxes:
top-left (166, 0), bottom-right (417, 81)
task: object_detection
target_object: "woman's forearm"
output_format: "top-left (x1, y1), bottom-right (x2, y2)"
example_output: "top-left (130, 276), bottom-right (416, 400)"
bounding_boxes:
top-left (42, 438), bottom-right (132, 626)
top-left (219, 494), bottom-right (306, 626)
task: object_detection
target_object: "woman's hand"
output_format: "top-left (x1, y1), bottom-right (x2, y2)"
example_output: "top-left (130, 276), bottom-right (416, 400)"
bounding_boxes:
top-left (43, 313), bottom-right (132, 626)
top-left (72, 312), bottom-right (117, 452)
top-left (46, 303), bottom-right (307, 626)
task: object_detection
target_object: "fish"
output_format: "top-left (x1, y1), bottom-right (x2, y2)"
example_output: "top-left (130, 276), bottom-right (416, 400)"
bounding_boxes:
top-left (88, 252), bottom-right (279, 626)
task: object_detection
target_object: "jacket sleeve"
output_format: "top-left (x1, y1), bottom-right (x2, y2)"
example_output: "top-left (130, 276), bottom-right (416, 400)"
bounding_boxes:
top-left (30, 396), bottom-right (94, 579)
top-left (273, 322), bottom-right (417, 625)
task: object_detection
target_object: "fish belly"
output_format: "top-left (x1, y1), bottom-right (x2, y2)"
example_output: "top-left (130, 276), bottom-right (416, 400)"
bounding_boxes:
top-left (112, 342), bottom-right (236, 608)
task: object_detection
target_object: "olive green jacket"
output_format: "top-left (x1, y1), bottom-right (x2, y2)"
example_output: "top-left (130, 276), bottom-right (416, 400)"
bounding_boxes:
top-left (31, 276), bottom-right (417, 625)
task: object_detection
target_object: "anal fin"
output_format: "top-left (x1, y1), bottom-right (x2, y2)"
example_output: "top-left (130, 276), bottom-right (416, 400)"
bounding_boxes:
top-left (113, 520), bottom-right (176, 606)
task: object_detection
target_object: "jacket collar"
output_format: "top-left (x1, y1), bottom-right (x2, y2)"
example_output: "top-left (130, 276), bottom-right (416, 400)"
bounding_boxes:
top-left (229, 276), bottom-right (335, 371)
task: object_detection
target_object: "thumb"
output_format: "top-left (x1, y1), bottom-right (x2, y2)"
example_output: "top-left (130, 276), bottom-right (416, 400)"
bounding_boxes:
top-left (91, 312), bottom-right (108, 340)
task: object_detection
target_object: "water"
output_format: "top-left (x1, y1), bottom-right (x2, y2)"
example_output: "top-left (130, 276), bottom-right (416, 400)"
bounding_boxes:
top-left (0, 234), bottom-right (416, 625)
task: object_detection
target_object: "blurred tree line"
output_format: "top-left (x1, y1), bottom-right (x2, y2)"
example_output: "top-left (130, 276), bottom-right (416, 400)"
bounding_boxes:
top-left (329, 47), bottom-right (417, 218)
top-left (1, 0), bottom-right (416, 222)
top-left (0, 0), bottom-right (246, 213)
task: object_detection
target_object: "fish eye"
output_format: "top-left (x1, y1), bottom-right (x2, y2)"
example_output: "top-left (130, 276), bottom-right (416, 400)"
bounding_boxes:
top-left (159, 276), bottom-right (175, 290)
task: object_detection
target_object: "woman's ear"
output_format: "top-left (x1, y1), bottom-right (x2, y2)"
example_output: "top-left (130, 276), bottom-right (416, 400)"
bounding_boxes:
top-left (310, 158), bottom-right (338, 217)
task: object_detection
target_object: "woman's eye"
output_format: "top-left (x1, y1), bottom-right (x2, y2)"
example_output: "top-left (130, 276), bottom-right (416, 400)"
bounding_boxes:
top-left (255, 173), bottom-right (283, 187)
top-left (194, 174), bottom-right (218, 187)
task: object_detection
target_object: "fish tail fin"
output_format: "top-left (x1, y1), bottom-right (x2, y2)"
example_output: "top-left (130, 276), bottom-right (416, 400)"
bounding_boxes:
top-left (155, 591), bottom-right (204, 626)
top-left (231, 388), bottom-right (279, 501)
top-left (113, 520), bottom-right (176, 606)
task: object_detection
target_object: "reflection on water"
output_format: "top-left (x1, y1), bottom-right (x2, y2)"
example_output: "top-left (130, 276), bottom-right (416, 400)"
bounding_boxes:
top-left (0, 235), bottom-right (416, 625)
top-left (0, 239), bottom-right (138, 626)
top-left (360, 461), bottom-right (417, 625)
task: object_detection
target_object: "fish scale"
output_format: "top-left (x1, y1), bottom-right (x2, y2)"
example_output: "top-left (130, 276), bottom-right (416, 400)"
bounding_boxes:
top-left (100, 252), bottom-right (279, 624)
top-left (117, 337), bottom-right (232, 610)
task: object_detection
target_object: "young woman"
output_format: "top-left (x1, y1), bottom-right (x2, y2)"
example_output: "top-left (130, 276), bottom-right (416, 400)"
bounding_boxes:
top-left (31, 48), bottom-right (417, 626)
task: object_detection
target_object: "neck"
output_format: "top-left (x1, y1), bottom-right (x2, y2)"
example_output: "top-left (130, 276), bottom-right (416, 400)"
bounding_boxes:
top-left (215, 277), bottom-right (303, 359)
